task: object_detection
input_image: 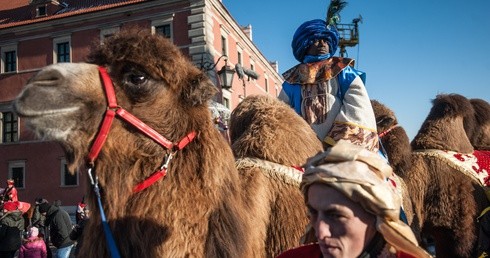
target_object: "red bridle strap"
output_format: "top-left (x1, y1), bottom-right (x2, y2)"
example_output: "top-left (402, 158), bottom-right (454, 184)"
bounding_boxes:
top-left (115, 108), bottom-right (174, 149)
top-left (132, 168), bottom-right (167, 193)
top-left (86, 109), bottom-right (116, 165)
top-left (86, 67), bottom-right (118, 165)
top-left (99, 66), bottom-right (117, 109)
top-left (87, 66), bottom-right (196, 192)
top-left (378, 124), bottom-right (399, 138)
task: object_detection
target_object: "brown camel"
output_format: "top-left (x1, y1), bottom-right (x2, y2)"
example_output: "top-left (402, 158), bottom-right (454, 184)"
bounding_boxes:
top-left (229, 95), bottom-right (323, 256)
top-left (13, 30), bottom-right (318, 257)
top-left (373, 94), bottom-right (490, 258)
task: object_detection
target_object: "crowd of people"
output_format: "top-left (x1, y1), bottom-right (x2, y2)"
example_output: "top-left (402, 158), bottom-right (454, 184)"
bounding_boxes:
top-left (0, 184), bottom-right (88, 258)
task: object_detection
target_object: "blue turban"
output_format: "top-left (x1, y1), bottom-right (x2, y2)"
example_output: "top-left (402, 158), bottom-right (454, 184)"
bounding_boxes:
top-left (291, 19), bottom-right (339, 63)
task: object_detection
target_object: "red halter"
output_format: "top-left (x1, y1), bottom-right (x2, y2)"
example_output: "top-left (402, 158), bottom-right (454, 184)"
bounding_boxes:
top-left (87, 66), bottom-right (196, 193)
top-left (378, 124), bottom-right (399, 138)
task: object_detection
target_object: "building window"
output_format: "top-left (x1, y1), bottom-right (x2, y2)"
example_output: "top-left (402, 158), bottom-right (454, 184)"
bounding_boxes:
top-left (56, 42), bottom-right (70, 63)
top-left (53, 36), bottom-right (71, 63)
top-left (8, 161), bottom-right (25, 189)
top-left (4, 51), bottom-right (16, 72)
top-left (221, 36), bottom-right (228, 56)
top-left (155, 24), bottom-right (171, 38)
top-left (237, 51), bottom-right (242, 66)
top-left (265, 77), bottom-right (269, 93)
top-left (151, 15), bottom-right (174, 41)
top-left (223, 97), bottom-right (230, 109)
top-left (1, 111), bottom-right (19, 143)
top-left (249, 59), bottom-right (256, 81)
top-left (1, 45), bottom-right (17, 73)
top-left (61, 159), bottom-right (78, 187)
top-left (37, 5), bottom-right (47, 17)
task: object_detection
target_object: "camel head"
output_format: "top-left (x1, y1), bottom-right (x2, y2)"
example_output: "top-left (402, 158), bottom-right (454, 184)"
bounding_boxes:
top-left (14, 29), bottom-right (217, 173)
top-left (370, 99), bottom-right (413, 175)
top-left (371, 99), bottom-right (397, 134)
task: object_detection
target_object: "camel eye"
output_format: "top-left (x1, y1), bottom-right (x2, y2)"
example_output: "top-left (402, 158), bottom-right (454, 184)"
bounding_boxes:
top-left (128, 73), bottom-right (147, 85)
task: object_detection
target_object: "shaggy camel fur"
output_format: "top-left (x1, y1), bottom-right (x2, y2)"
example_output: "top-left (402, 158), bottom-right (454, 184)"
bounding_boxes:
top-left (14, 30), bottom-right (317, 257)
top-left (230, 95), bottom-right (323, 165)
top-left (373, 94), bottom-right (489, 258)
top-left (229, 95), bottom-right (323, 257)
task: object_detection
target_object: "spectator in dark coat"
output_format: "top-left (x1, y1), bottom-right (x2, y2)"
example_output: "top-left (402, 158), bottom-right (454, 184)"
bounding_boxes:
top-left (31, 198), bottom-right (48, 236)
top-left (31, 198), bottom-right (51, 258)
top-left (0, 201), bottom-right (24, 258)
top-left (38, 203), bottom-right (74, 258)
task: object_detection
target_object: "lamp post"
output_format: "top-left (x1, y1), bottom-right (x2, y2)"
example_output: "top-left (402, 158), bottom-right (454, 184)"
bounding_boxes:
top-left (200, 54), bottom-right (235, 89)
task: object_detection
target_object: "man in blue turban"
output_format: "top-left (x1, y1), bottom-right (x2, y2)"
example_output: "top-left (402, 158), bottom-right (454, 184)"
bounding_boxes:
top-left (279, 19), bottom-right (378, 152)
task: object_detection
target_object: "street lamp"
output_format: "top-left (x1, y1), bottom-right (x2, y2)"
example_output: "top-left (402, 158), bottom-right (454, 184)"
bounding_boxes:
top-left (217, 61), bottom-right (235, 90)
top-left (200, 54), bottom-right (235, 90)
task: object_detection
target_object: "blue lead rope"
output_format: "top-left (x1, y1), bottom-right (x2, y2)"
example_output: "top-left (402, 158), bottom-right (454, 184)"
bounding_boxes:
top-left (88, 167), bottom-right (122, 258)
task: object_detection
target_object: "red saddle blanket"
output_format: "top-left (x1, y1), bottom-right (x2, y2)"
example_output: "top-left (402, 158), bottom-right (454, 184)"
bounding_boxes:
top-left (415, 150), bottom-right (490, 187)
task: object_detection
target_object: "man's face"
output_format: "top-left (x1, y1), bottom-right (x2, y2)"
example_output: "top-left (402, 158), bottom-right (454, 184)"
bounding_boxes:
top-left (307, 183), bottom-right (377, 258)
top-left (306, 38), bottom-right (330, 56)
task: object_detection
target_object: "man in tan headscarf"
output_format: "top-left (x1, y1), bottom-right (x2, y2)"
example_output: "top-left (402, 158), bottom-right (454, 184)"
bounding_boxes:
top-left (277, 140), bottom-right (431, 258)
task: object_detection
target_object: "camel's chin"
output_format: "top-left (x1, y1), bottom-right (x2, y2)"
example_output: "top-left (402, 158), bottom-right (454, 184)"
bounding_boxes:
top-left (31, 124), bottom-right (72, 142)
top-left (25, 116), bottom-right (75, 142)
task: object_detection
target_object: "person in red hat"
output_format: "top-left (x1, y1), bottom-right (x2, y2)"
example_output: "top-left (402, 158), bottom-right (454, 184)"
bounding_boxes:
top-left (2, 179), bottom-right (18, 203)
top-left (0, 201), bottom-right (24, 258)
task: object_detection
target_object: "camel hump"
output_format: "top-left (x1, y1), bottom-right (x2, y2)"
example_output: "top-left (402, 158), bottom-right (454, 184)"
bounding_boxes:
top-left (469, 98), bottom-right (490, 150)
top-left (470, 98), bottom-right (490, 124)
top-left (412, 94), bottom-right (474, 153)
top-left (430, 94), bottom-right (474, 119)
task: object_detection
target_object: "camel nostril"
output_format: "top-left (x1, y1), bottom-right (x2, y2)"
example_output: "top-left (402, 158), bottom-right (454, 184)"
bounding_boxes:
top-left (29, 66), bottom-right (66, 86)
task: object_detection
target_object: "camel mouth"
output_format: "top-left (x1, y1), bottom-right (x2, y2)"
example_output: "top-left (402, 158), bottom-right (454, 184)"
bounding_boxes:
top-left (14, 105), bottom-right (80, 118)
top-left (14, 102), bottom-right (81, 141)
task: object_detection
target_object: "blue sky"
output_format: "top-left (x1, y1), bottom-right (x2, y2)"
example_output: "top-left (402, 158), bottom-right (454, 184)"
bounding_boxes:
top-left (225, 0), bottom-right (490, 140)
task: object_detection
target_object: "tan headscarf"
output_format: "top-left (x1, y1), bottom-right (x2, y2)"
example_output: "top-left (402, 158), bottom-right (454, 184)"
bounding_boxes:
top-left (301, 140), bottom-right (431, 258)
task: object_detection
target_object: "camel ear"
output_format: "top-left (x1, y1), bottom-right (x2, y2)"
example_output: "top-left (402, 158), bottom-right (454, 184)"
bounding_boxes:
top-left (182, 72), bottom-right (217, 106)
